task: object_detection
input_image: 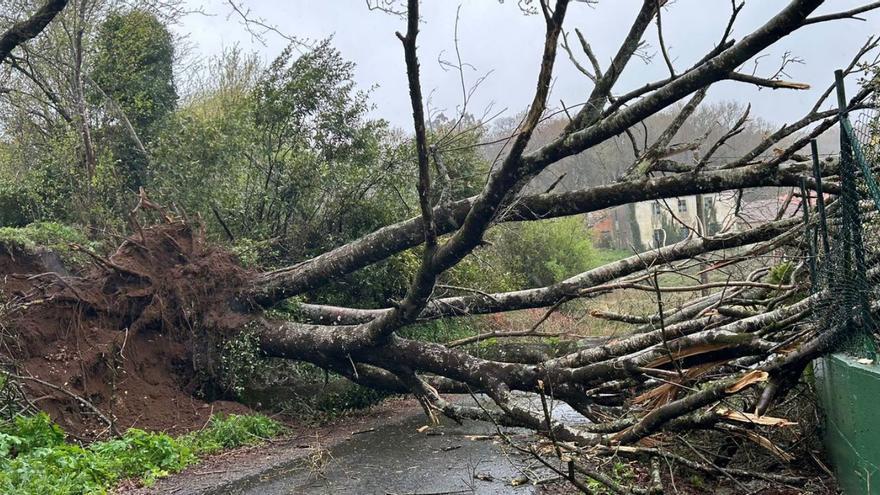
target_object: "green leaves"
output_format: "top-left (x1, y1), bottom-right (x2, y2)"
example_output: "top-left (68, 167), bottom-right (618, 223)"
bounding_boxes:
top-left (491, 216), bottom-right (602, 289)
top-left (0, 413), bottom-right (283, 494)
top-left (92, 10), bottom-right (177, 132)
top-left (2, 413), bottom-right (66, 455)
top-left (92, 9), bottom-right (177, 192)
top-left (216, 329), bottom-right (265, 398)
top-left (149, 39), bottom-right (407, 264)
top-left (180, 413), bottom-right (284, 455)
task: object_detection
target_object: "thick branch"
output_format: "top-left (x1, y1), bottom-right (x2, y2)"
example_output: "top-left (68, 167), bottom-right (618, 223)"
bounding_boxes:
top-left (245, 159), bottom-right (830, 306)
top-left (0, 0), bottom-right (69, 65)
top-left (295, 217), bottom-right (799, 325)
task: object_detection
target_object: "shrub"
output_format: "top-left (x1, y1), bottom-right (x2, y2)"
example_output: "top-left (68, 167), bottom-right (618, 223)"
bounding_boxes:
top-left (181, 413), bottom-right (283, 455)
top-left (490, 216), bottom-right (602, 288)
top-left (0, 413), bottom-right (64, 457)
top-left (0, 412), bottom-right (283, 494)
top-left (216, 329), bottom-right (265, 398)
top-left (0, 180), bottom-right (40, 227)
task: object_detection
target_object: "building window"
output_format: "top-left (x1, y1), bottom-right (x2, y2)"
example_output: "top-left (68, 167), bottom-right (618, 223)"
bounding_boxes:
top-left (703, 197), bottom-right (714, 209)
top-left (653, 228), bottom-right (665, 248)
top-left (677, 199), bottom-right (688, 213)
top-left (652, 202), bottom-right (662, 216)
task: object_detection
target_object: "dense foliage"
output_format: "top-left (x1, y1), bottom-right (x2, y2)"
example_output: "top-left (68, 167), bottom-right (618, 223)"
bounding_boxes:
top-left (0, 412), bottom-right (282, 495)
top-left (92, 9), bottom-right (177, 193)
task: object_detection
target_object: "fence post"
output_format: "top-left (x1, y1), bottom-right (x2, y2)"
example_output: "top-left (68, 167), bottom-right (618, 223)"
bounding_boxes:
top-left (835, 69), bottom-right (875, 344)
top-left (800, 177), bottom-right (818, 291)
top-left (810, 140), bottom-right (831, 256)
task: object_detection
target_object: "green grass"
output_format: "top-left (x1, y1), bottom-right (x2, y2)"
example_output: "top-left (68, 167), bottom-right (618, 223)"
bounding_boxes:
top-left (593, 247), bottom-right (631, 266)
top-left (180, 413), bottom-right (283, 455)
top-left (0, 222), bottom-right (89, 252)
top-left (0, 222), bottom-right (99, 268)
top-left (0, 412), bottom-right (284, 495)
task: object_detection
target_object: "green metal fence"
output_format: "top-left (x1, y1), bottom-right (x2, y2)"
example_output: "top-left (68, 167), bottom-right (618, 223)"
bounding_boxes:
top-left (809, 70), bottom-right (879, 360)
top-left (815, 69), bottom-right (880, 495)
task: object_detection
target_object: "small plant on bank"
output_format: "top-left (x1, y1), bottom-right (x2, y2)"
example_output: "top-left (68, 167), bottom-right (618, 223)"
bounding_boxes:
top-left (0, 412), bottom-right (283, 495)
top-left (217, 327), bottom-right (266, 398)
top-left (181, 413), bottom-right (283, 455)
top-left (0, 222), bottom-right (100, 268)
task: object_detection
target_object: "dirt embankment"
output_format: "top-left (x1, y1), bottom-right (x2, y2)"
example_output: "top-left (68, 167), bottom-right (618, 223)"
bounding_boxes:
top-left (2, 221), bottom-right (254, 438)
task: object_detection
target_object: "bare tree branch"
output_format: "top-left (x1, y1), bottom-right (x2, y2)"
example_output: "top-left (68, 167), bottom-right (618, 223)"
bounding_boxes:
top-left (0, 0), bottom-right (68, 65)
top-left (802, 1), bottom-right (880, 25)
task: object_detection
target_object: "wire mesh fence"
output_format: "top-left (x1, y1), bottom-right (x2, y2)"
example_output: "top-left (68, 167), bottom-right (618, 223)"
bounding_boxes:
top-left (811, 99), bottom-right (880, 360)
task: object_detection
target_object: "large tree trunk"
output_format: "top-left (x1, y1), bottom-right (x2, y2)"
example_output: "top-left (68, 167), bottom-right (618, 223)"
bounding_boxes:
top-left (5, 0), bottom-right (880, 491)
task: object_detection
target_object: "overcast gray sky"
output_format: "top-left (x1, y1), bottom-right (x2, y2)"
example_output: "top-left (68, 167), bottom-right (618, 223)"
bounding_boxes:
top-left (177, 1), bottom-right (879, 130)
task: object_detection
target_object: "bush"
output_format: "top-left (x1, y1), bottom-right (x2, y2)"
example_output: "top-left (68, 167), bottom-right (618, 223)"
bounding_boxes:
top-left (216, 329), bottom-right (265, 398)
top-left (0, 412), bottom-right (283, 494)
top-left (0, 416), bottom-right (193, 494)
top-left (181, 413), bottom-right (283, 455)
top-left (490, 216), bottom-right (602, 288)
top-left (0, 127), bottom-right (90, 227)
top-left (0, 180), bottom-right (41, 227)
top-left (0, 413), bottom-right (65, 457)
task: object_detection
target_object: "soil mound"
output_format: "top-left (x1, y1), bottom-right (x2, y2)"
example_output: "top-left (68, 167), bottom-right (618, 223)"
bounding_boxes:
top-left (1, 221), bottom-right (253, 438)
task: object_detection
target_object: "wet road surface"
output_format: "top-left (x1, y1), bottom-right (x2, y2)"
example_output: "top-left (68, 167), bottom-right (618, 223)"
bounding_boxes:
top-left (211, 394), bottom-right (585, 495)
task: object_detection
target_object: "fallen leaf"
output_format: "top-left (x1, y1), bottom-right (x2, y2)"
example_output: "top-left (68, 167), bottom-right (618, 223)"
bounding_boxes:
top-left (465, 434), bottom-right (496, 441)
top-left (511, 475), bottom-right (530, 486)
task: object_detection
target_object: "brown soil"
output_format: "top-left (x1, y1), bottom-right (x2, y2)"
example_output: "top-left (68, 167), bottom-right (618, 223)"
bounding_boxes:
top-left (2, 220), bottom-right (255, 438)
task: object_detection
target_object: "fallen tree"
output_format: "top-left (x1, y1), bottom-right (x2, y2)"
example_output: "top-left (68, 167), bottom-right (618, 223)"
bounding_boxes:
top-left (4, 0), bottom-right (880, 491)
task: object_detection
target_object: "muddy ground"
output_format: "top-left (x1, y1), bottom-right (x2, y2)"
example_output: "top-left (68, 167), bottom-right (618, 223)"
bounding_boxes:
top-left (2, 223), bottom-right (256, 438)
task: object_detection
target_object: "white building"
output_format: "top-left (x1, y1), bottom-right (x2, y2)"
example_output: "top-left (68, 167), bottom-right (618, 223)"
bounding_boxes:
top-left (590, 193), bottom-right (737, 251)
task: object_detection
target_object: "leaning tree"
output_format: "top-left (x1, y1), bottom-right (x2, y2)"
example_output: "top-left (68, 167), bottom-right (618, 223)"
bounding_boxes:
top-left (4, 0), bottom-right (880, 491)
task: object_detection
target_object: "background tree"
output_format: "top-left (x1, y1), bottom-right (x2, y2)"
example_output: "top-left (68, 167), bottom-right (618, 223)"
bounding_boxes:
top-left (91, 9), bottom-right (176, 192)
top-left (0, 0), bottom-right (186, 226)
top-left (4, 1), bottom-right (880, 493)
